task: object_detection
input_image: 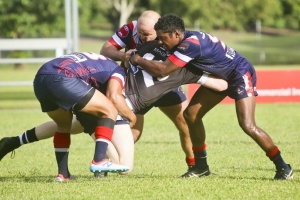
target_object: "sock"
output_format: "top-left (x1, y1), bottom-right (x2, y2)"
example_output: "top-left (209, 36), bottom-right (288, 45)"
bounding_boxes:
top-left (53, 132), bottom-right (71, 178)
top-left (266, 146), bottom-right (288, 169)
top-left (193, 144), bottom-right (208, 170)
top-left (18, 128), bottom-right (38, 145)
top-left (93, 118), bottom-right (114, 162)
top-left (186, 157), bottom-right (195, 167)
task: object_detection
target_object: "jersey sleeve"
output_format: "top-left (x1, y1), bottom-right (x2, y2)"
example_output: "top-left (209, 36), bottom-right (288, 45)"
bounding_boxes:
top-left (110, 67), bottom-right (126, 88)
top-left (168, 35), bottom-right (200, 67)
top-left (108, 21), bottom-right (135, 50)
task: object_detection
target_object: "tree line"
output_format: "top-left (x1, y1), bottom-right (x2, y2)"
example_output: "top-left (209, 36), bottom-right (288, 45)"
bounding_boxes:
top-left (0, 0), bottom-right (299, 38)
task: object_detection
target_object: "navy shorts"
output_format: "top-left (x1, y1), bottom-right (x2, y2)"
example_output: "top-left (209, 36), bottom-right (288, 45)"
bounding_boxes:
top-left (215, 59), bottom-right (258, 101)
top-left (34, 74), bottom-right (92, 112)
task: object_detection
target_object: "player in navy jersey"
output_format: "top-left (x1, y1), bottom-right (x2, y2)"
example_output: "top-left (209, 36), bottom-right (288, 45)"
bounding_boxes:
top-left (100, 10), bottom-right (196, 169)
top-left (0, 42), bottom-right (227, 178)
top-left (33, 52), bottom-right (136, 181)
top-left (130, 14), bottom-right (293, 180)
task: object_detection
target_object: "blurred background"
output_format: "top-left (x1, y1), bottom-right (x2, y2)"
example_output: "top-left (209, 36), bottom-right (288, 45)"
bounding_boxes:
top-left (0, 0), bottom-right (300, 66)
top-left (0, 0), bottom-right (300, 108)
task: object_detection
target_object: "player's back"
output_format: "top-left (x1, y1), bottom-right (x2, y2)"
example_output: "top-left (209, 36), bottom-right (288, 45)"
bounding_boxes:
top-left (126, 41), bottom-right (201, 112)
top-left (36, 52), bottom-right (125, 89)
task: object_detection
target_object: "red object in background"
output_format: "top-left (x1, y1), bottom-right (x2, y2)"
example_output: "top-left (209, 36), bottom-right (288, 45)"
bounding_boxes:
top-left (187, 70), bottom-right (300, 104)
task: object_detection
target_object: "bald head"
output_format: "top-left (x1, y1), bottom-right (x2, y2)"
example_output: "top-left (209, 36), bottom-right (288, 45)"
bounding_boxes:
top-left (137, 10), bottom-right (161, 43)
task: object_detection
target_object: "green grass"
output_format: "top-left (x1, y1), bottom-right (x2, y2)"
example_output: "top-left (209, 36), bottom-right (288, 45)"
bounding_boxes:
top-left (0, 104), bottom-right (299, 199)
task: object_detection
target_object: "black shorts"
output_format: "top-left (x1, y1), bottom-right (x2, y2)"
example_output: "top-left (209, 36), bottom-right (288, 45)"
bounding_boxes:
top-left (34, 74), bottom-right (92, 112)
top-left (153, 86), bottom-right (186, 107)
top-left (134, 87), bottom-right (187, 115)
top-left (74, 110), bottom-right (129, 134)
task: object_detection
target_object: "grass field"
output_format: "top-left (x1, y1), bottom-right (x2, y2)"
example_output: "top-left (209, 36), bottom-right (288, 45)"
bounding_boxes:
top-left (0, 104), bottom-right (299, 199)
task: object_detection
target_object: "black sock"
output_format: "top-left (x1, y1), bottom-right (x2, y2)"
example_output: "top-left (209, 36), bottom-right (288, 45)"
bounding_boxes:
top-left (267, 146), bottom-right (288, 169)
top-left (19, 128), bottom-right (38, 145)
top-left (194, 150), bottom-right (208, 170)
top-left (93, 141), bottom-right (108, 162)
top-left (55, 151), bottom-right (70, 178)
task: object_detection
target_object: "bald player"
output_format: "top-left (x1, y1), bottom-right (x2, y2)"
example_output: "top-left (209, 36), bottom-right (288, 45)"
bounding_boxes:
top-left (100, 10), bottom-right (195, 169)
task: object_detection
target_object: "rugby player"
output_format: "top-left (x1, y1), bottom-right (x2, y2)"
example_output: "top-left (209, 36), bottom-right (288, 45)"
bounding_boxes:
top-left (130, 14), bottom-right (293, 180)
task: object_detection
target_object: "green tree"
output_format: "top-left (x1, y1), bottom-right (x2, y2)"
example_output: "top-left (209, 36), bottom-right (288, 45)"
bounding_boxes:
top-left (0, 0), bottom-right (65, 38)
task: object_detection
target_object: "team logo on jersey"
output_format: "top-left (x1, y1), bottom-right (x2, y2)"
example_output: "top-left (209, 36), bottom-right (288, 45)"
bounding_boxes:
top-left (117, 25), bottom-right (129, 38)
top-left (236, 86), bottom-right (244, 95)
top-left (177, 42), bottom-right (189, 51)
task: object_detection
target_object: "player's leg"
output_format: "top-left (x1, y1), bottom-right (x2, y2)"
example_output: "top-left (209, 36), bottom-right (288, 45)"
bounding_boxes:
top-left (158, 100), bottom-right (195, 167)
top-left (47, 108), bottom-right (73, 181)
top-left (156, 87), bottom-right (194, 168)
top-left (0, 118), bottom-right (84, 161)
top-left (77, 89), bottom-right (130, 173)
top-left (235, 96), bottom-right (293, 180)
top-left (131, 114), bottom-right (144, 142)
top-left (181, 86), bottom-right (226, 178)
top-left (110, 124), bottom-right (134, 174)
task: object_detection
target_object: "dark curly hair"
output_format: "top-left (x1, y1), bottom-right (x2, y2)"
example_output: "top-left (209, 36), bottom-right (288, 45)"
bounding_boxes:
top-left (154, 14), bottom-right (185, 34)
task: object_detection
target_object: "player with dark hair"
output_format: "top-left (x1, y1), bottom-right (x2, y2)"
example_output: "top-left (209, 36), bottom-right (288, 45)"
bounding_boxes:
top-left (130, 14), bottom-right (293, 180)
top-left (100, 10), bottom-right (195, 169)
top-left (32, 52), bottom-right (135, 181)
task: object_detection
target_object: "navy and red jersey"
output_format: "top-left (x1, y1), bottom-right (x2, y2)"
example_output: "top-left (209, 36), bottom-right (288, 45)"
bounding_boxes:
top-left (36, 52), bottom-right (126, 93)
top-left (108, 20), bottom-right (142, 50)
top-left (125, 41), bottom-right (203, 113)
top-left (168, 30), bottom-right (254, 81)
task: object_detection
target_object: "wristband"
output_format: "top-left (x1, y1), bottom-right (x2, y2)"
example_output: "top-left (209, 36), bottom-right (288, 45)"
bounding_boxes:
top-left (198, 73), bottom-right (209, 85)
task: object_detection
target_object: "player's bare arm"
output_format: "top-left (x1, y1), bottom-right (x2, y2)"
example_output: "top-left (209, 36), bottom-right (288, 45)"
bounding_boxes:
top-left (130, 54), bottom-right (177, 77)
top-left (100, 41), bottom-right (126, 62)
top-left (106, 79), bottom-right (136, 127)
top-left (130, 54), bottom-right (228, 91)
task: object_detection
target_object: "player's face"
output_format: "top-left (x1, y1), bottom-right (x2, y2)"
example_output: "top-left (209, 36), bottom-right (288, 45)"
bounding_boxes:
top-left (137, 26), bottom-right (157, 44)
top-left (156, 30), bottom-right (179, 50)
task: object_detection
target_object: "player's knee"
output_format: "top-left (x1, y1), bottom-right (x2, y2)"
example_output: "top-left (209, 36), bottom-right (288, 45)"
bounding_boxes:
top-left (239, 121), bottom-right (257, 135)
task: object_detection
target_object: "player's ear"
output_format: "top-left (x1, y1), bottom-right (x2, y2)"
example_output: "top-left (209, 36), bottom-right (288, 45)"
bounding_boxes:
top-left (174, 30), bottom-right (181, 38)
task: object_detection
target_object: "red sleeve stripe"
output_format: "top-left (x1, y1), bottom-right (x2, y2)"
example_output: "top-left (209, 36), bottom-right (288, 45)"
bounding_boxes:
top-left (185, 36), bottom-right (200, 45)
top-left (110, 75), bottom-right (124, 88)
top-left (108, 37), bottom-right (123, 50)
top-left (168, 54), bottom-right (187, 67)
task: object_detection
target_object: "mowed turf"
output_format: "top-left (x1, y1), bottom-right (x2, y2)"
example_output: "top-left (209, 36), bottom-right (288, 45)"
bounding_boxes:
top-left (0, 103), bottom-right (299, 199)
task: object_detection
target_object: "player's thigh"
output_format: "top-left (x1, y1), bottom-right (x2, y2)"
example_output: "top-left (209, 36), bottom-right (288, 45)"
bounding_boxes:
top-left (70, 117), bottom-right (84, 134)
top-left (158, 100), bottom-right (188, 122)
top-left (186, 86), bottom-right (226, 118)
top-left (111, 124), bottom-right (134, 170)
top-left (47, 108), bottom-right (73, 133)
top-left (80, 89), bottom-right (118, 119)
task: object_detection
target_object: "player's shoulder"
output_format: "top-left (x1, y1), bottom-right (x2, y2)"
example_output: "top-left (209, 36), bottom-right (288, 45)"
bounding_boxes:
top-left (137, 40), bottom-right (169, 59)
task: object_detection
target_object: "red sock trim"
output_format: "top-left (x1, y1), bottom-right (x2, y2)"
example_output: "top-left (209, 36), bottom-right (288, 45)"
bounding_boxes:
top-left (186, 157), bottom-right (195, 166)
top-left (192, 144), bottom-right (207, 152)
top-left (266, 146), bottom-right (279, 157)
top-left (53, 132), bottom-right (70, 148)
top-left (94, 126), bottom-right (113, 141)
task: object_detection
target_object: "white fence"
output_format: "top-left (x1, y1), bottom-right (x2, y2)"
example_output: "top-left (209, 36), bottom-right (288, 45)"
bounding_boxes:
top-left (0, 38), bottom-right (69, 64)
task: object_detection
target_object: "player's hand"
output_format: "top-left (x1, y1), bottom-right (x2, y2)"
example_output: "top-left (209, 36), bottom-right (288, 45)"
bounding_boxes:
top-left (129, 51), bottom-right (139, 65)
top-left (124, 49), bottom-right (136, 62)
top-left (128, 113), bottom-right (137, 128)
